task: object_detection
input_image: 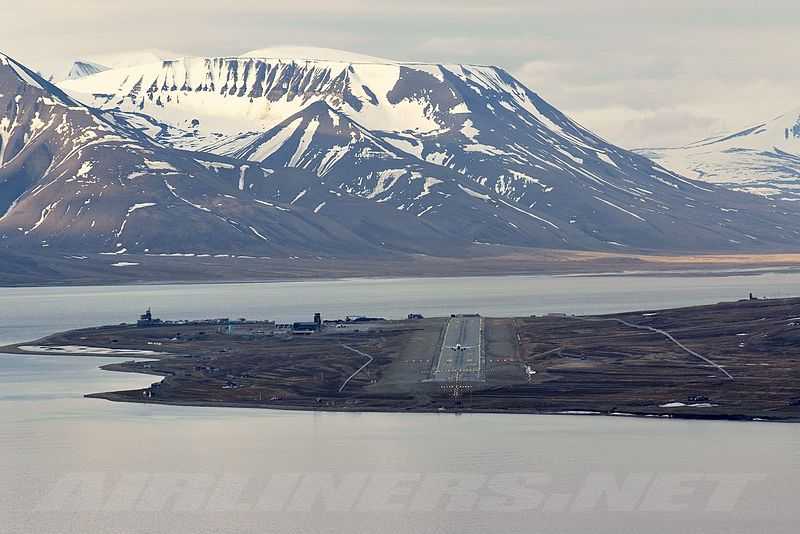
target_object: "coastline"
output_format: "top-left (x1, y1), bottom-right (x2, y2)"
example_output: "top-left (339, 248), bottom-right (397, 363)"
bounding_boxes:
top-left (3, 248), bottom-right (800, 288)
top-left (4, 263), bottom-right (800, 290)
top-left (84, 386), bottom-right (800, 424)
top-left (7, 297), bottom-right (800, 424)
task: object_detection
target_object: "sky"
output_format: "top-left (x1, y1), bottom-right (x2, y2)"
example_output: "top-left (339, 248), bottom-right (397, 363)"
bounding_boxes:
top-left (3, 0), bottom-right (798, 148)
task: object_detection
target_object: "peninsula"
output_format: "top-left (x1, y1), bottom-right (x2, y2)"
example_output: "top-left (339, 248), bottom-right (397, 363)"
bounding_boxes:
top-left (5, 297), bottom-right (800, 422)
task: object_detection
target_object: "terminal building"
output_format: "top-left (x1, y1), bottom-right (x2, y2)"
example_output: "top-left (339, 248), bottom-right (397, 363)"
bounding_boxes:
top-left (292, 312), bottom-right (322, 334)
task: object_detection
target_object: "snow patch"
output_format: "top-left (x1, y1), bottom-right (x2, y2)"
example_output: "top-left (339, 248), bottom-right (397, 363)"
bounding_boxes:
top-left (460, 119), bottom-right (479, 143)
top-left (288, 118), bottom-right (320, 167)
top-left (128, 202), bottom-right (156, 214)
top-left (660, 402), bottom-right (718, 408)
top-left (597, 152), bottom-right (618, 168)
top-left (196, 160), bottom-right (235, 171)
top-left (449, 102), bottom-right (470, 114)
top-left (367, 169), bottom-right (405, 199)
top-left (290, 189), bottom-right (307, 205)
top-left (238, 164), bottom-right (249, 190)
top-left (593, 196), bottom-right (646, 222)
top-left (458, 184), bottom-right (491, 200)
top-left (249, 226), bottom-right (269, 241)
top-left (496, 198), bottom-right (559, 229)
top-left (76, 161), bottom-right (93, 178)
top-left (250, 117), bottom-right (303, 161)
top-left (413, 175), bottom-right (443, 200)
top-left (143, 159), bottom-right (178, 172)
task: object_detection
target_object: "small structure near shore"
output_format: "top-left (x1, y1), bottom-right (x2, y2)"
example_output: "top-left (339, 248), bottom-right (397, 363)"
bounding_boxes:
top-left (136, 308), bottom-right (162, 328)
top-left (291, 313), bottom-right (324, 335)
top-left (292, 321), bottom-right (320, 334)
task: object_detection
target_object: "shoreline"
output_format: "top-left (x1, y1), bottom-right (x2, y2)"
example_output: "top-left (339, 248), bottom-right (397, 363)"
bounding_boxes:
top-left (3, 263), bottom-right (800, 290)
top-left (3, 248), bottom-right (800, 288)
top-left (84, 387), bottom-right (798, 424)
top-left (6, 297), bottom-right (800, 424)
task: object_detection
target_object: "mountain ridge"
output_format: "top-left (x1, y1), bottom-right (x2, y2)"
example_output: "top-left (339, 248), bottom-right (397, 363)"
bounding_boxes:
top-left (3, 48), bottom-right (800, 273)
top-left (640, 107), bottom-right (800, 200)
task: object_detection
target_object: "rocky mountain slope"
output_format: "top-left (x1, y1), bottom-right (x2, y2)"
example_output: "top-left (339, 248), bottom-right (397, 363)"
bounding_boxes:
top-left (640, 108), bottom-right (800, 201)
top-left (0, 52), bottom-right (492, 258)
top-left (3, 48), bottom-right (800, 269)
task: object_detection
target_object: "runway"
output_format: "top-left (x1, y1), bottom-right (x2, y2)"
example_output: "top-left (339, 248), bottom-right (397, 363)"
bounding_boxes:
top-left (433, 315), bottom-right (483, 382)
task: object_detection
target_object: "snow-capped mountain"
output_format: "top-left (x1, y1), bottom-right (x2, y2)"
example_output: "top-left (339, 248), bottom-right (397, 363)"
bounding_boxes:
top-left (3, 48), bottom-right (800, 265)
top-left (63, 49), bottom-right (181, 81)
top-left (640, 108), bottom-right (800, 200)
top-left (54, 47), bottom-right (800, 253)
top-left (66, 60), bottom-right (109, 80)
top-left (0, 51), bottom-right (499, 257)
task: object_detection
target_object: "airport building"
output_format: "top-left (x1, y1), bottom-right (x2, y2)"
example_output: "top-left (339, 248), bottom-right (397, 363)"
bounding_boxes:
top-left (136, 308), bottom-right (162, 328)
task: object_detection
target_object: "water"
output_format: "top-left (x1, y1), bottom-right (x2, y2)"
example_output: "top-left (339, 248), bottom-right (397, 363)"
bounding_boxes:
top-left (3, 271), bottom-right (800, 345)
top-left (2, 274), bottom-right (800, 533)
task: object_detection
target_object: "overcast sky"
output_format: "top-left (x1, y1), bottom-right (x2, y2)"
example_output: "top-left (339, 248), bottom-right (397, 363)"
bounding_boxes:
top-left (4, 0), bottom-right (798, 147)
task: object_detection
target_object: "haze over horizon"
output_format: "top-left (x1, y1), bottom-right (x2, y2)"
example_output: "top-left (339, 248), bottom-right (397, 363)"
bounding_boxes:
top-left (4, 0), bottom-right (799, 148)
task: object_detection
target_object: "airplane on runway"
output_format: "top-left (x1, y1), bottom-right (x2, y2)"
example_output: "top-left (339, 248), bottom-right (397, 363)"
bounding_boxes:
top-left (447, 344), bottom-right (475, 352)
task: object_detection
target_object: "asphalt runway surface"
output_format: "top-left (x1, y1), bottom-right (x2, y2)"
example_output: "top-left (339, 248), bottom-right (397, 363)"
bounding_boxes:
top-left (433, 315), bottom-right (482, 382)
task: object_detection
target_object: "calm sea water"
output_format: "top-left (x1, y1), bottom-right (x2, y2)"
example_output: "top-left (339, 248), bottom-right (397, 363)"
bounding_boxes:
top-left (2, 274), bottom-right (800, 533)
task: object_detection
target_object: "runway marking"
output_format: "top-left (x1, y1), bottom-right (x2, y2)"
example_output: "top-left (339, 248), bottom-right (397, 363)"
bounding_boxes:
top-left (434, 319), bottom-right (455, 375)
top-left (433, 316), bottom-right (483, 382)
